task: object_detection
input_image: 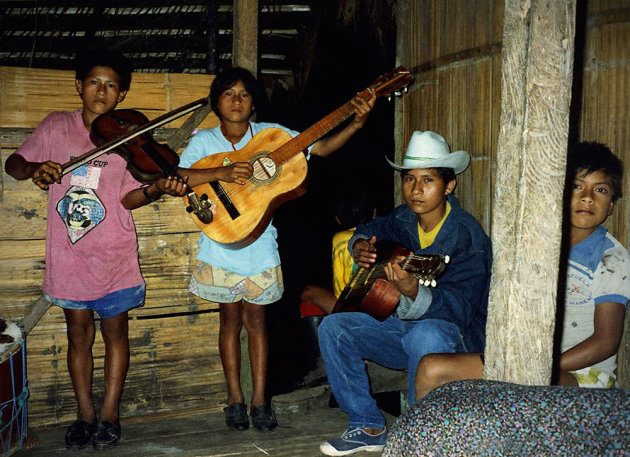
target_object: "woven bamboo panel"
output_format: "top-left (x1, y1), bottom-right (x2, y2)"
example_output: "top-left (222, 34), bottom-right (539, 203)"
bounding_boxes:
top-left (579, 4), bottom-right (630, 387)
top-left (399, 0), bottom-right (504, 234)
top-left (580, 17), bottom-right (630, 247)
top-left (0, 67), bottom-right (218, 129)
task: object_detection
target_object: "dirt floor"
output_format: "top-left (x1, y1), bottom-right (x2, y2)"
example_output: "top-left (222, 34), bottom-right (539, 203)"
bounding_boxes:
top-left (12, 386), bottom-right (396, 457)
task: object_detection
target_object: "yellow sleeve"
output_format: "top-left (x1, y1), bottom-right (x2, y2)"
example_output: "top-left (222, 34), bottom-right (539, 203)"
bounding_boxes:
top-left (332, 228), bottom-right (356, 298)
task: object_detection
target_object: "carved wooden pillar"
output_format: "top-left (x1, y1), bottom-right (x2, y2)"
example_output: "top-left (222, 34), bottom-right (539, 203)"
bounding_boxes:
top-left (484, 0), bottom-right (577, 385)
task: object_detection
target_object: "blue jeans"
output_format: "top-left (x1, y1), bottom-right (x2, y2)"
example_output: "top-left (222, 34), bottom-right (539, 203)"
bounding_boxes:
top-left (45, 284), bottom-right (145, 319)
top-left (319, 313), bottom-right (470, 429)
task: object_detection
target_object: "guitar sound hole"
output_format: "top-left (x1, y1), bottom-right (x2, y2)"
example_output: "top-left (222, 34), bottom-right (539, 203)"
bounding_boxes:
top-left (250, 153), bottom-right (280, 185)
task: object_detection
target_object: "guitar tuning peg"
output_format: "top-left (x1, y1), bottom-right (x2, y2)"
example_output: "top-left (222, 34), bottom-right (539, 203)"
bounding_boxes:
top-left (403, 86), bottom-right (409, 93)
top-left (423, 279), bottom-right (431, 287)
top-left (387, 95), bottom-right (392, 102)
top-left (394, 90), bottom-right (401, 97)
top-left (444, 255), bottom-right (450, 264)
top-left (431, 279), bottom-right (437, 287)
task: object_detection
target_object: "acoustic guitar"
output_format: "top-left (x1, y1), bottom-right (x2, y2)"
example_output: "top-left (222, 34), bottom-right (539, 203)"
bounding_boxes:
top-left (332, 243), bottom-right (449, 321)
top-left (184, 67), bottom-right (414, 248)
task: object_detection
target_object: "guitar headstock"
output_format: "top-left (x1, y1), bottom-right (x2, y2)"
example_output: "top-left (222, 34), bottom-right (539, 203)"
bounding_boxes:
top-left (402, 254), bottom-right (450, 288)
top-left (360, 66), bottom-right (414, 100)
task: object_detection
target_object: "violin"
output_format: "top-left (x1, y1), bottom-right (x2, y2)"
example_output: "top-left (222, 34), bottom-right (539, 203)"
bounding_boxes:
top-left (46, 98), bottom-right (214, 223)
top-left (60, 98), bottom-right (207, 181)
top-left (90, 109), bottom-right (181, 183)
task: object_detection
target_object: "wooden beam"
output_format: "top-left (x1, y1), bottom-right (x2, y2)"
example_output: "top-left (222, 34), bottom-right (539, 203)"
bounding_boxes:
top-left (21, 295), bottom-right (51, 336)
top-left (233, 0), bottom-right (258, 74)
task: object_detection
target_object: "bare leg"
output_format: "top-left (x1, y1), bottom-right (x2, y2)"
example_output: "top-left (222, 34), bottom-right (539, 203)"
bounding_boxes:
top-left (63, 309), bottom-right (97, 423)
top-left (242, 301), bottom-right (268, 408)
top-left (301, 285), bottom-right (337, 315)
top-left (99, 312), bottom-right (129, 423)
top-left (219, 301), bottom-right (245, 405)
top-left (415, 353), bottom-right (484, 400)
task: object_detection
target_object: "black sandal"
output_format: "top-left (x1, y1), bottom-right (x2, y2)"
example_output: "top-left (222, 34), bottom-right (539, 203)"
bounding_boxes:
top-left (65, 419), bottom-right (96, 450)
top-left (91, 420), bottom-right (121, 450)
top-left (251, 405), bottom-right (278, 432)
top-left (224, 403), bottom-right (249, 431)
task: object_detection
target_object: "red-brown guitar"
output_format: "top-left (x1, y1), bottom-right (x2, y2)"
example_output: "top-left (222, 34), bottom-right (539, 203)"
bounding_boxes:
top-left (332, 244), bottom-right (449, 321)
top-left (184, 67), bottom-right (414, 248)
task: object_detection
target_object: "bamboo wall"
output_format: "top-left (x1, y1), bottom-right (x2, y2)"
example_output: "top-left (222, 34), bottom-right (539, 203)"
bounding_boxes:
top-left (396, 0), bottom-right (630, 386)
top-left (0, 67), bottom-right (226, 427)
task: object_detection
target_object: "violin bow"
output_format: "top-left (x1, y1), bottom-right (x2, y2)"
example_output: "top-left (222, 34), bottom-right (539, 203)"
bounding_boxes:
top-left (59, 97), bottom-right (209, 177)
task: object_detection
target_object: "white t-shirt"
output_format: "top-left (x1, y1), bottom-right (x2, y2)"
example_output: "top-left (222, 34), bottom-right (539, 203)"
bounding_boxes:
top-left (562, 225), bottom-right (630, 378)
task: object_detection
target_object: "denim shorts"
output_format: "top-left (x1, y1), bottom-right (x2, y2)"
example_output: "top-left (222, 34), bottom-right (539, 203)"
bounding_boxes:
top-left (45, 284), bottom-right (146, 319)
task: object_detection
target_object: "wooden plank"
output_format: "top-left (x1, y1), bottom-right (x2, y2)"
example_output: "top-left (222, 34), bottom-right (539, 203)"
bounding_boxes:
top-left (13, 406), bottom-right (356, 457)
top-left (25, 306), bottom-right (226, 428)
top-left (0, 230), bottom-right (216, 317)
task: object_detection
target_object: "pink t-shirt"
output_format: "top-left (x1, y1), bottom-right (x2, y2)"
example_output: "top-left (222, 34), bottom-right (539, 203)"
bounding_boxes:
top-left (15, 110), bottom-right (144, 300)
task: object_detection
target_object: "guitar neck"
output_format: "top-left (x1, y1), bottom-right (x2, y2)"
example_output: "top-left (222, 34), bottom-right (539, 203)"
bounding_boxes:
top-left (270, 88), bottom-right (372, 164)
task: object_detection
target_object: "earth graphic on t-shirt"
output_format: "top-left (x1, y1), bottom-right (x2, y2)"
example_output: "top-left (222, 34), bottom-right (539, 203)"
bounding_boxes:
top-left (56, 186), bottom-right (106, 244)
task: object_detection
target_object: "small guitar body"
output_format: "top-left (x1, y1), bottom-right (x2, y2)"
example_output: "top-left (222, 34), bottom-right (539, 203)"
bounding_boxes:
top-left (185, 67), bottom-right (414, 248)
top-left (185, 128), bottom-right (307, 247)
top-left (332, 243), bottom-right (449, 321)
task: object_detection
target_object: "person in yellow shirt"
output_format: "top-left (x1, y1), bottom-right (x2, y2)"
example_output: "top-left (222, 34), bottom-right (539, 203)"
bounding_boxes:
top-left (301, 193), bottom-right (376, 315)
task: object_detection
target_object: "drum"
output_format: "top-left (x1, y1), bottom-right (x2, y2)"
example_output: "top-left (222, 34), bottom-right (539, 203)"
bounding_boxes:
top-left (0, 319), bottom-right (27, 456)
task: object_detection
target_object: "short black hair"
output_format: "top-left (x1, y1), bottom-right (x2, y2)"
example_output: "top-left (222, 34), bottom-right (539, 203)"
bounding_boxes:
top-left (401, 167), bottom-right (456, 184)
top-left (74, 44), bottom-right (132, 91)
top-left (209, 67), bottom-right (263, 120)
top-left (566, 142), bottom-right (623, 203)
top-left (335, 191), bottom-right (376, 231)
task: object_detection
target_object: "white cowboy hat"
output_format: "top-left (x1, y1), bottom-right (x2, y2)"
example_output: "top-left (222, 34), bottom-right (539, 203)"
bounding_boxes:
top-left (386, 131), bottom-right (470, 175)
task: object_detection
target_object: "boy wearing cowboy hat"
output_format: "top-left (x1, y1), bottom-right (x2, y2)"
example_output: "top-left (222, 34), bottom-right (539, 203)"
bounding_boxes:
top-left (318, 131), bottom-right (492, 456)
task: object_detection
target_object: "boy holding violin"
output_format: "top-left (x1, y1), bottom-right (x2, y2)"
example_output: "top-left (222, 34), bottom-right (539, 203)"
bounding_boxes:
top-left (5, 44), bottom-right (187, 450)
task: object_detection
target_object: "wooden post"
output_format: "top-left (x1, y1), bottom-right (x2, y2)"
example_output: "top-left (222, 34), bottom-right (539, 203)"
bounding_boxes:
top-left (483, 0), bottom-right (577, 384)
top-left (205, 0), bottom-right (219, 74)
top-left (232, 0), bottom-right (259, 403)
top-left (233, 0), bottom-right (258, 74)
top-left (393, 0), bottom-right (412, 207)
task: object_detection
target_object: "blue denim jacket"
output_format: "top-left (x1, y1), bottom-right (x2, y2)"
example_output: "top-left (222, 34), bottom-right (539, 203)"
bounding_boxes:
top-left (348, 195), bottom-right (492, 350)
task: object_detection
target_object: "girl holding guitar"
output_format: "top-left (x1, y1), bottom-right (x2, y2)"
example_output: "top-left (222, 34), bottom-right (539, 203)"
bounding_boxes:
top-left (177, 67), bottom-right (375, 432)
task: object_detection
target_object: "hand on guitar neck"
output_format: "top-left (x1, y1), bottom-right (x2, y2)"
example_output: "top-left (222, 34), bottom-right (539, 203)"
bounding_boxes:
top-left (353, 236), bottom-right (430, 298)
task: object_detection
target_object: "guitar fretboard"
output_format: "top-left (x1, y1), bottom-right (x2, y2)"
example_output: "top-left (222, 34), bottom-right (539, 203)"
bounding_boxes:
top-left (352, 254), bottom-right (445, 287)
top-left (270, 88), bottom-right (373, 164)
